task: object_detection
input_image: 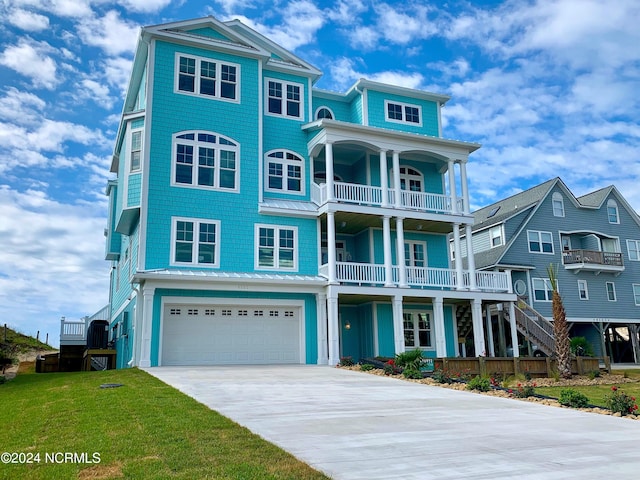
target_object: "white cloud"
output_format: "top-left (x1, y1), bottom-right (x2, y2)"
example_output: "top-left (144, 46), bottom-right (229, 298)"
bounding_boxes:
top-left (327, 0), bottom-right (367, 24)
top-left (0, 185), bottom-right (109, 344)
top-left (7, 7), bottom-right (50, 31)
top-left (77, 78), bottom-right (115, 109)
top-left (210, 0), bottom-right (254, 14)
top-left (0, 38), bottom-right (59, 89)
top-left (0, 87), bottom-right (46, 124)
top-left (10, 0), bottom-right (94, 19)
top-left (103, 56), bottom-right (134, 93)
top-left (328, 56), bottom-right (425, 92)
top-left (116, 0), bottom-right (173, 13)
top-left (76, 10), bottom-right (140, 56)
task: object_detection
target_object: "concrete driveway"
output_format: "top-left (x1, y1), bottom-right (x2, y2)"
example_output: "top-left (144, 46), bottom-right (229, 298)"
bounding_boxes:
top-left (145, 366), bottom-right (640, 480)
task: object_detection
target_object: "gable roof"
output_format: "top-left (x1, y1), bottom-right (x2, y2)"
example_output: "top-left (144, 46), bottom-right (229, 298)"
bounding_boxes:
top-left (577, 185), bottom-right (614, 208)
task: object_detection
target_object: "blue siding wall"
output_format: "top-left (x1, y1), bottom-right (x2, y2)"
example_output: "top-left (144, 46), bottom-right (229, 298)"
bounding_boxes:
top-left (366, 90), bottom-right (439, 136)
top-left (311, 95), bottom-right (351, 122)
top-left (376, 303), bottom-right (395, 356)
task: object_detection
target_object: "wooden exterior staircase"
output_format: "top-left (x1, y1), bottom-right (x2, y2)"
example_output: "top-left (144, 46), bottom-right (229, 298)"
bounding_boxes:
top-left (506, 300), bottom-right (556, 357)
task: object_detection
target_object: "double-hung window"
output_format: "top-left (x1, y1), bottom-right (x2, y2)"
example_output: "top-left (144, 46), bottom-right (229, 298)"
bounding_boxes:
top-left (176, 54), bottom-right (239, 101)
top-left (552, 192), bottom-right (564, 217)
top-left (130, 130), bottom-right (142, 172)
top-left (384, 100), bottom-right (422, 126)
top-left (256, 225), bottom-right (297, 270)
top-left (633, 284), bottom-right (640, 306)
top-left (627, 240), bottom-right (640, 261)
top-left (528, 230), bottom-right (554, 253)
top-left (577, 280), bottom-right (589, 300)
top-left (489, 225), bottom-right (503, 247)
top-left (172, 218), bottom-right (220, 267)
top-left (173, 131), bottom-right (239, 191)
top-left (606, 282), bottom-right (617, 301)
top-left (266, 150), bottom-right (304, 194)
top-left (266, 79), bottom-right (303, 119)
top-left (607, 199), bottom-right (619, 224)
top-left (533, 278), bottom-right (553, 302)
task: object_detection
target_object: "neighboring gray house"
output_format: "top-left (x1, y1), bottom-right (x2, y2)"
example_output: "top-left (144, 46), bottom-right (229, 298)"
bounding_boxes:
top-left (456, 177), bottom-right (640, 363)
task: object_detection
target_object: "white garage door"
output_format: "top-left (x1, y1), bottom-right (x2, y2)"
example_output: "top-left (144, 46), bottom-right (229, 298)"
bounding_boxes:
top-left (161, 303), bottom-right (301, 365)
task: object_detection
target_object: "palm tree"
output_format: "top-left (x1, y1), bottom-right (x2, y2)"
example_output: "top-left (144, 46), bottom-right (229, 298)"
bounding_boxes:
top-left (548, 264), bottom-right (571, 379)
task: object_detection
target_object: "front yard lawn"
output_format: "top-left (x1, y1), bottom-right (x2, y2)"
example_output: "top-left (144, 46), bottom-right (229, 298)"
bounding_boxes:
top-left (0, 367), bottom-right (329, 480)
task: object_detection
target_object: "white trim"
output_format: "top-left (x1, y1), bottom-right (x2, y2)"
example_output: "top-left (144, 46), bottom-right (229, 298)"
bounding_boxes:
top-left (384, 99), bottom-right (423, 127)
top-left (254, 223), bottom-right (299, 271)
top-left (532, 277), bottom-right (553, 302)
top-left (314, 106), bottom-right (335, 120)
top-left (627, 239), bottom-right (640, 261)
top-left (264, 77), bottom-right (304, 120)
top-left (170, 217), bottom-right (221, 267)
top-left (527, 229), bottom-right (554, 254)
top-left (138, 39), bottom-right (154, 274)
top-left (633, 284), bottom-right (640, 306)
top-left (362, 88), bottom-right (368, 126)
top-left (552, 192), bottom-right (565, 217)
top-left (402, 308), bottom-right (436, 351)
top-left (129, 127), bottom-right (143, 173)
top-left (577, 279), bottom-right (589, 300)
top-left (264, 149), bottom-right (306, 195)
top-left (258, 60), bottom-right (264, 204)
top-left (606, 281), bottom-right (617, 302)
top-left (159, 296), bottom-right (306, 366)
top-left (607, 199), bottom-right (620, 224)
top-left (489, 225), bottom-right (504, 248)
top-left (173, 52), bottom-right (240, 103)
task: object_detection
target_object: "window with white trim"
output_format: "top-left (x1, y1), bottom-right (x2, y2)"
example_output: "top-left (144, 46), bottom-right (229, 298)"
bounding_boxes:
top-left (255, 225), bottom-right (297, 270)
top-left (171, 218), bottom-right (220, 267)
top-left (577, 280), bottom-right (588, 300)
top-left (266, 79), bottom-right (303, 119)
top-left (528, 230), bottom-right (554, 254)
top-left (532, 278), bottom-right (553, 302)
top-left (265, 150), bottom-right (304, 194)
top-left (315, 107), bottom-right (333, 120)
top-left (627, 240), bottom-right (640, 261)
top-left (552, 192), bottom-right (564, 217)
top-left (403, 312), bottom-right (432, 348)
top-left (633, 284), bottom-right (640, 306)
top-left (172, 131), bottom-right (238, 191)
top-left (385, 100), bottom-right (422, 125)
top-left (606, 282), bottom-right (617, 301)
top-left (176, 54), bottom-right (239, 101)
top-left (130, 129), bottom-right (142, 172)
top-left (490, 225), bottom-right (503, 247)
top-left (607, 199), bottom-right (619, 224)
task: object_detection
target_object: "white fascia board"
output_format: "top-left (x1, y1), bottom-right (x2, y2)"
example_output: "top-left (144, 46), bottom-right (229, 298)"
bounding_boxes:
top-left (312, 88), bottom-right (350, 102)
top-left (350, 78), bottom-right (451, 105)
top-left (133, 272), bottom-right (327, 291)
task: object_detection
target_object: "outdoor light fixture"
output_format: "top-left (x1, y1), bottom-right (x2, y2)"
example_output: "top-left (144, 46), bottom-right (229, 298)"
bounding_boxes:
top-left (344, 321), bottom-right (351, 330)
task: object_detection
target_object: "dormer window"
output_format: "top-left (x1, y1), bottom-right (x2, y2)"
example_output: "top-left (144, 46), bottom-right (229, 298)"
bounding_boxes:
top-left (385, 100), bottom-right (422, 126)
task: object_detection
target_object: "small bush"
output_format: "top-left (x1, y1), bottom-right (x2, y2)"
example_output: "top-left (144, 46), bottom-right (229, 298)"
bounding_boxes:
top-left (587, 370), bottom-right (600, 380)
top-left (558, 388), bottom-right (590, 408)
top-left (339, 356), bottom-right (354, 367)
top-left (605, 386), bottom-right (638, 416)
top-left (432, 368), bottom-right (454, 384)
top-left (402, 367), bottom-right (423, 379)
top-left (570, 336), bottom-right (594, 357)
top-left (549, 368), bottom-right (560, 382)
top-left (395, 349), bottom-right (425, 371)
top-left (383, 359), bottom-right (399, 375)
top-left (360, 363), bottom-right (374, 372)
top-left (511, 383), bottom-right (536, 398)
top-left (466, 376), bottom-right (490, 392)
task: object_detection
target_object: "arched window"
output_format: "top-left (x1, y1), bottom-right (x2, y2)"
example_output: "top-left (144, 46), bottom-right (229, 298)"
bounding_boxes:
top-left (315, 107), bottom-right (334, 120)
top-left (399, 166), bottom-right (423, 192)
top-left (172, 131), bottom-right (239, 191)
top-left (552, 192), bottom-right (564, 217)
top-left (265, 150), bottom-right (305, 194)
top-left (607, 199), bottom-right (619, 224)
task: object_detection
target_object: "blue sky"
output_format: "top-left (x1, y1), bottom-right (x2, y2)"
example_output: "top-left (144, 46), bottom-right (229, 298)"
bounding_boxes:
top-left (1, 0), bottom-right (639, 346)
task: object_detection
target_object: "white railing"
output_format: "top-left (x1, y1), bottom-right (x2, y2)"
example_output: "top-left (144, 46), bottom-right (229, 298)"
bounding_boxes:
top-left (59, 316), bottom-right (87, 345)
top-left (335, 262), bottom-right (386, 285)
top-left (324, 262), bottom-right (511, 292)
top-left (311, 182), bottom-right (464, 215)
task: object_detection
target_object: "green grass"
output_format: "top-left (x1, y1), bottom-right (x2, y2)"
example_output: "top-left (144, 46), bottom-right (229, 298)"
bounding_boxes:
top-left (535, 369), bottom-right (640, 408)
top-left (0, 368), bottom-right (330, 480)
top-left (1, 326), bottom-right (55, 353)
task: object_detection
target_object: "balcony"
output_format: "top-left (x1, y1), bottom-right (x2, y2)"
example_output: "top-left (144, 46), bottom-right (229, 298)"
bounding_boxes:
top-left (319, 262), bottom-right (511, 292)
top-left (311, 182), bottom-right (465, 215)
top-left (562, 249), bottom-right (624, 275)
top-left (59, 317), bottom-right (87, 346)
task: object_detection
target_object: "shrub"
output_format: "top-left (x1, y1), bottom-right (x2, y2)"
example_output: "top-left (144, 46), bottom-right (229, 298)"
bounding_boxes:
top-left (339, 356), bottom-right (354, 367)
top-left (549, 368), bottom-right (560, 382)
top-left (570, 336), bottom-right (594, 357)
top-left (511, 383), bottom-right (536, 398)
top-left (466, 376), bottom-right (490, 392)
top-left (383, 359), bottom-right (399, 376)
top-left (395, 349), bottom-right (424, 371)
top-left (604, 386), bottom-right (639, 416)
top-left (587, 370), bottom-right (600, 380)
top-left (402, 367), bottom-right (423, 379)
top-left (432, 368), bottom-right (454, 384)
top-left (558, 388), bottom-right (590, 408)
top-left (360, 363), bottom-right (374, 372)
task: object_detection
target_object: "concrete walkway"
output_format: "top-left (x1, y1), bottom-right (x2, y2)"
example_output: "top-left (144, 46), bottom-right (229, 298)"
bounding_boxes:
top-left (145, 366), bottom-right (640, 480)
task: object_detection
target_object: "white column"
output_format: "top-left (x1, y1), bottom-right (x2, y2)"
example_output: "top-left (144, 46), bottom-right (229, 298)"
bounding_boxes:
top-left (393, 151), bottom-right (402, 208)
top-left (471, 299), bottom-right (486, 357)
top-left (327, 290), bottom-right (340, 365)
top-left (396, 217), bottom-right (407, 287)
top-left (508, 301), bottom-right (519, 358)
top-left (465, 224), bottom-right (477, 290)
top-left (459, 160), bottom-right (470, 214)
top-left (453, 224), bottom-right (464, 290)
top-left (433, 298), bottom-right (447, 357)
top-left (316, 292), bottom-right (328, 364)
top-left (392, 295), bottom-right (405, 355)
top-left (379, 149), bottom-right (389, 207)
top-left (383, 215), bottom-right (394, 287)
top-left (327, 212), bottom-right (337, 284)
top-left (138, 285), bottom-right (155, 368)
top-left (325, 142), bottom-right (335, 202)
top-left (485, 304), bottom-right (495, 357)
top-left (448, 159), bottom-right (458, 214)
